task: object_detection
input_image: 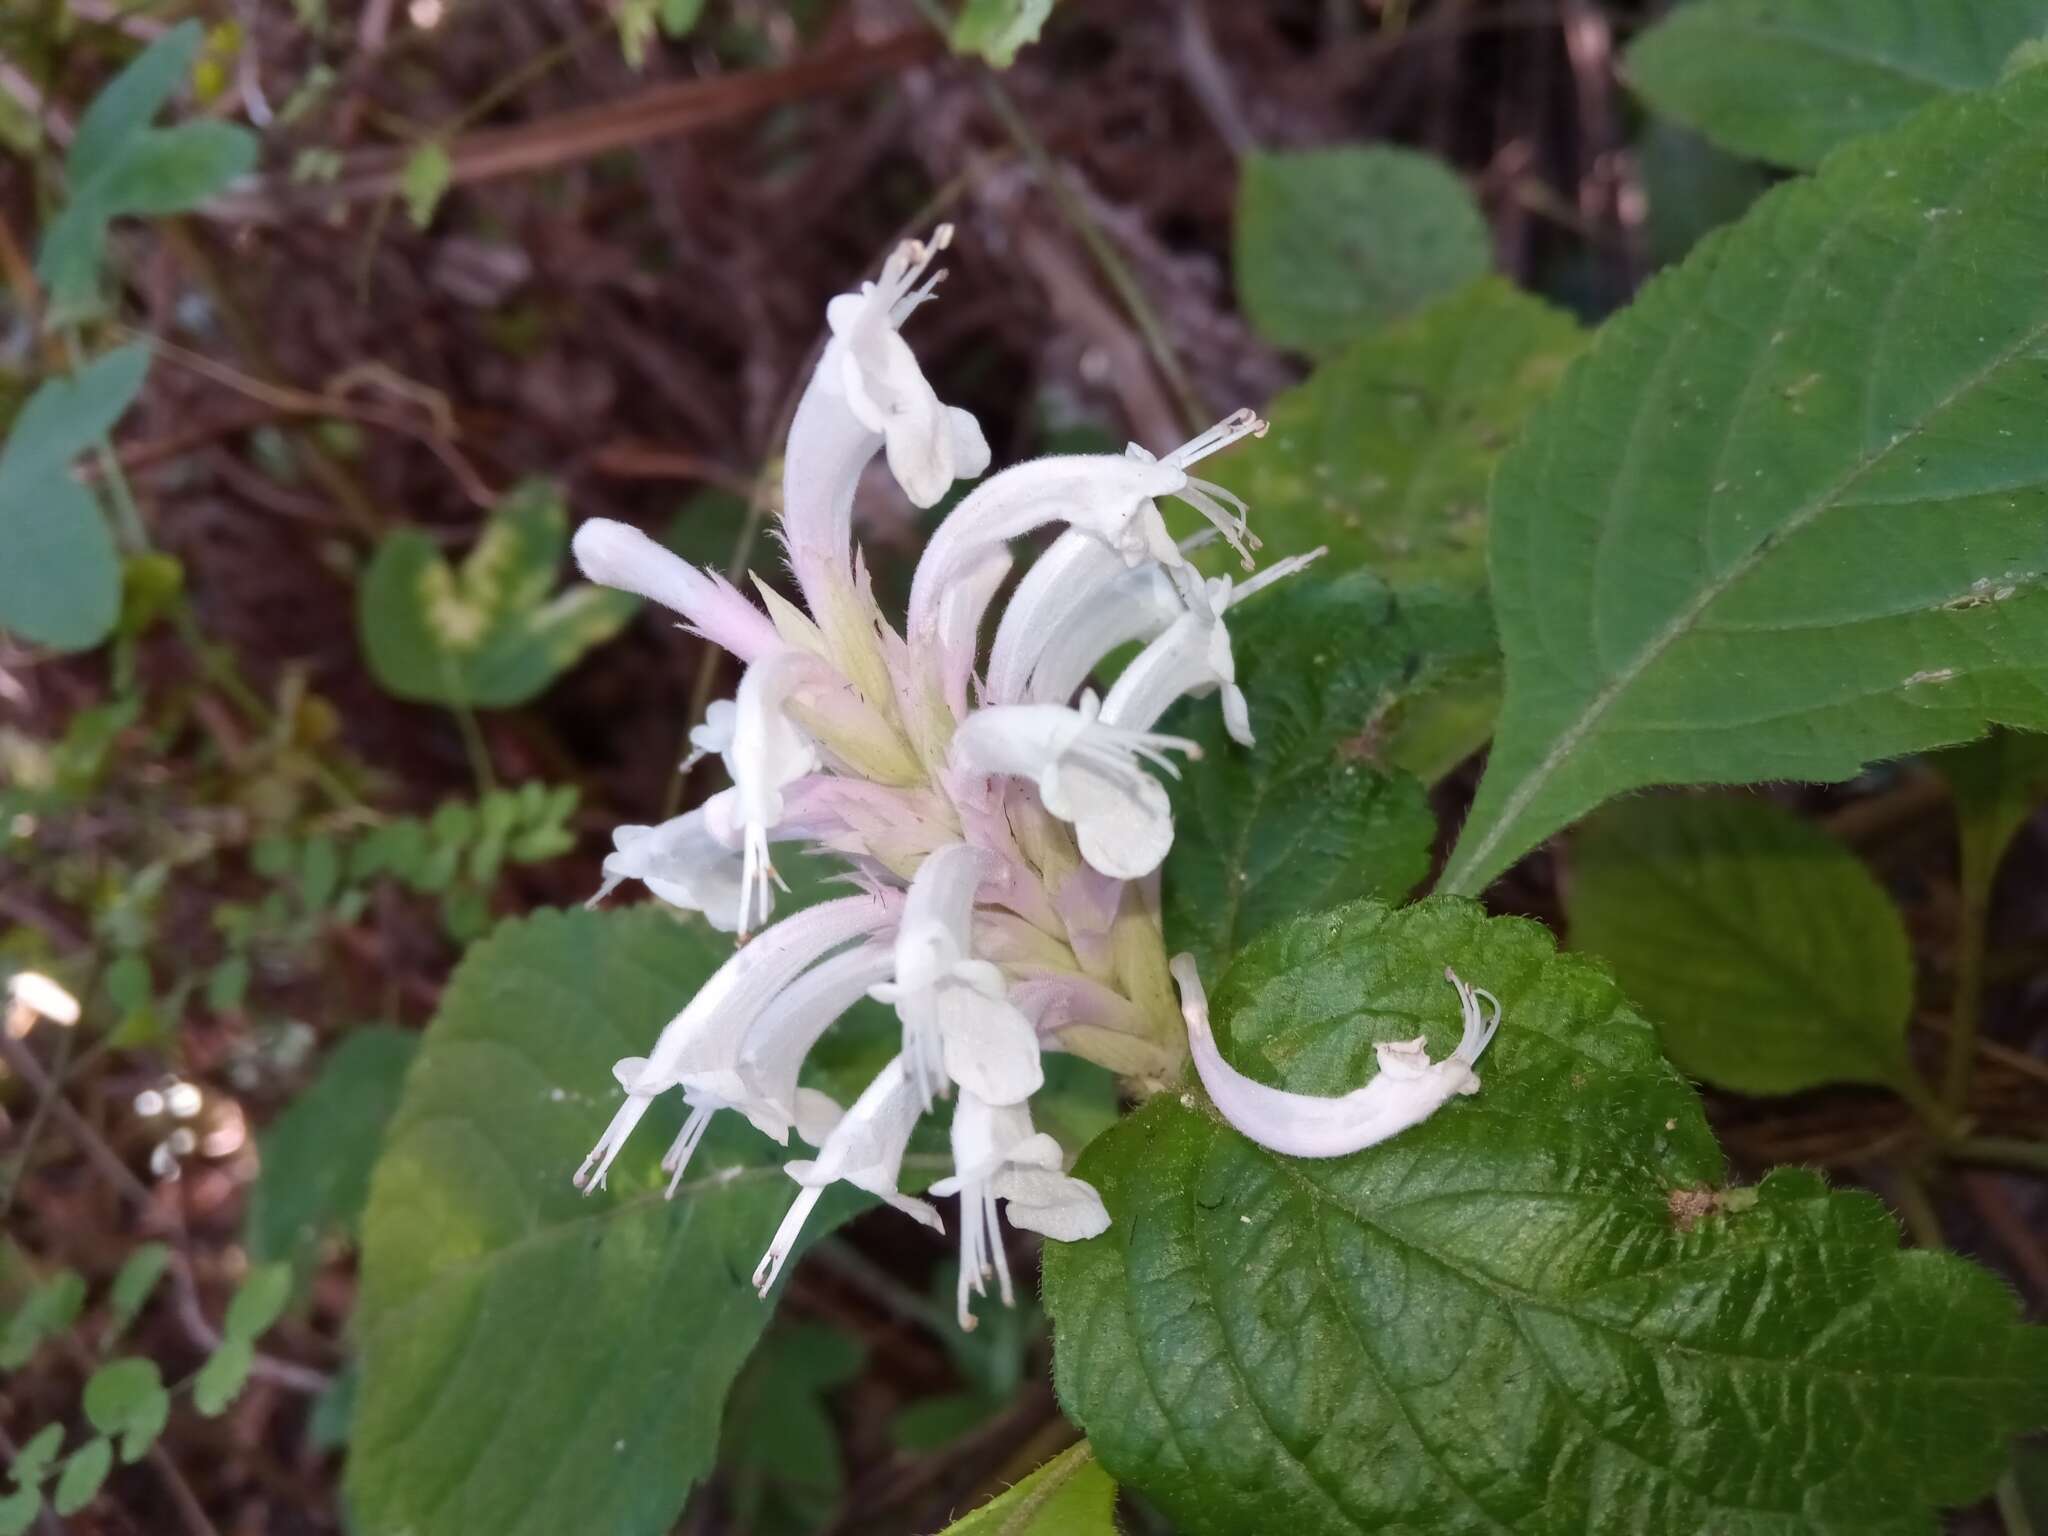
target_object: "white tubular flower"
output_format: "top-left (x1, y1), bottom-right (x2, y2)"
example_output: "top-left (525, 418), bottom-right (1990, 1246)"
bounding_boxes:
top-left (572, 518), bottom-right (782, 664)
top-left (930, 1092), bottom-right (1108, 1330)
top-left (784, 226), bottom-right (989, 604)
top-left (869, 844), bottom-right (1043, 1110)
top-left (726, 652), bottom-right (824, 934)
top-left (572, 894), bottom-right (896, 1194)
top-left (733, 940), bottom-right (896, 1144)
top-left (587, 786), bottom-right (745, 929)
top-left (752, 1055), bottom-right (941, 1297)
top-left (1173, 954), bottom-right (1501, 1159)
top-left (951, 692), bottom-right (1199, 880)
top-left (983, 531), bottom-right (1183, 706)
top-left (1101, 549), bottom-right (1326, 748)
top-left (903, 410), bottom-right (1269, 660)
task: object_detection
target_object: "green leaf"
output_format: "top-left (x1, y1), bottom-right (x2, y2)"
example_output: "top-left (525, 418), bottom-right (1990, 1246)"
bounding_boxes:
top-left (66, 21), bottom-right (205, 187)
top-left (51, 1440), bottom-right (111, 1518)
top-left (950, 0), bottom-right (1055, 67)
top-left (192, 1337), bottom-right (254, 1417)
top-left (657, 0), bottom-right (705, 36)
top-left (1636, 120), bottom-right (1772, 271)
top-left (1625, 0), bottom-right (2048, 171)
top-left (224, 1263), bottom-right (292, 1341)
top-left (1569, 794), bottom-right (1915, 1095)
top-left (401, 142), bottom-right (452, 229)
top-left (0, 345), bottom-right (149, 652)
top-left (1044, 898), bottom-right (2048, 1536)
top-left (1234, 147), bottom-right (1490, 358)
top-left (1, 1269), bottom-right (85, 1369)
top-left (719, 1322), bottom-right (864, 1534)
top-left (0, 1488), bottom-right (38, 1536)
top-left (83, 1359), bottom-right (169, 1464)
top-left (1161, 572), bottom-right (1452, 972)
top-left (102, 1242), bottom-right (171, 1345)
top-left (1937, 729), bottom-right (2048, 902)
top-left (1205, 279), bottom-right (1581, 590)
top-left (246, 1027), bottom-right (417, 1267)
top-left (935, 1441), bottom-right (1118, 1535)
top-left (358, 480), bottom-right (638, 708)
top-left (1439, 73), bottom-right (2048, 898)
top-left (347, 907), bottom-right (871, 1536)
top-left (8, 1424), bottom-right (63, 1488)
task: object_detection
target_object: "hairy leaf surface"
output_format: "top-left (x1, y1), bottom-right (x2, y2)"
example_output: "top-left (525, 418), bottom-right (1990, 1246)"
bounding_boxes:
top-left (1161, 574), bottom-right (1450, 971)
top-left (1626, 0), bottom-right (2048, 169)
top-left (1044, 899), bottom-right (2047, 1535)
top-left (1568, 794), bottom-right (1914, 1094)
top-left (1208, 279), bottom-right (1581, 589)
top-left (1441, 75), bottom-right (2048, 896)
top-left (349, 907), bottom-right (866, 1536)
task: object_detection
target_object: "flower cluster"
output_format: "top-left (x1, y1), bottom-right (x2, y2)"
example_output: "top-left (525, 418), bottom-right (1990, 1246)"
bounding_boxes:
top-left (570, 227), bottom-right (1498, 1329)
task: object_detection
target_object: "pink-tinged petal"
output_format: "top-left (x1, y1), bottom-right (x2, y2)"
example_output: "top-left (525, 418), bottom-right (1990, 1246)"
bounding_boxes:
top-left (571, 518), bottom-right (780, 664)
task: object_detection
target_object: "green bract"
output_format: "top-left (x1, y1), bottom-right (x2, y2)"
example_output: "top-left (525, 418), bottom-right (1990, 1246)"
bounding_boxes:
top-left (1045, 899), bottom-right (2048, 1534)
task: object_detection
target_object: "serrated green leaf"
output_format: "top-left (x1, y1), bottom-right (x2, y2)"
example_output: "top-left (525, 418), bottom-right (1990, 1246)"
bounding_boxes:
top-left (1570, 794), bottom-right (1915, 1094)
top-left (224, 1263), bottom-right (291, 1341)
top-left (358, 480), bottom-right (637, 707)
top-left (347, 907), bottom-right (873, 1536)
top-left (82, 1358), bottom-right (168, 1464)
top-left (102, 1242), bottom-right (170, 1344)
top-left (1045, 898), bottom-right (2048, 1535)
top-left (1625, 0), bottom-right (2048, 171)
top-left (401, 142), bottom-right (452, 229)
top-left (246, 1027), bottom-right (416, 1268)
top-left (1161, 573), bottom-right (1452, 972)
top-left (192, 1336), bottom-right (254, 1417)
top-left (950, 0), bottom-right (1055, 67)
top-left (935, 1441), bottom-right (1117, 1535)
top-left (1, 1270), bottom-right (85, 1369)
top-left (1204, 279), bottom-right (1581, 590)
top-left (1234, 147), bottom-right (1490, 358)
top-left (51, 1439), bottom-right (110, 1517)
top-left (1440, 73), bottom-right (2048, 898)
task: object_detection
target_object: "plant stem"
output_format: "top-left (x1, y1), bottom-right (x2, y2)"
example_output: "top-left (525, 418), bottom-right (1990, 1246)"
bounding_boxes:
top-left (1890, 1168), bottom-right (1946, 1249)
top-left (1997, 1469), bottom-right (2038, 1536)
top-left (63, 330), bottom-right (151, 551)
top-left (1948, 1137), bottom-right (2048, 1178)
top-left (450, 701), bottom-right (498, 796)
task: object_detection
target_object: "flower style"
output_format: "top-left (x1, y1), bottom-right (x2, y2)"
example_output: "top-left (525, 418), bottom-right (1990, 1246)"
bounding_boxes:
top-left (1173, 953), bottom-right (1502, 1159)
top-left (568, 228), bottom-right (1345, 1329)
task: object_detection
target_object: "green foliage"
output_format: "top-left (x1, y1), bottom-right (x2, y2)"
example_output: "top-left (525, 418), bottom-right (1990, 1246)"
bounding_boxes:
top-left (1440, 73), bottom-right (2048, 897)
top-left (358, 479), bottom-right (638, 708)
top-left (348, 907), bottom-right (869, 1536)
top-left (1, 1268), bottom-right (85, 1369)
top-left (247, 1027), bottom-right (417, 1268)
top-left (1635, 120), bottom-right (1772, 271)
top-left (82, 1358), bottom-right (169, 1464)
top-left (0, 344), bottom-right (148, 651)
top-left (193, 1338), bottom-right (255, 1417)
top-left (400, 142), bottom-right (452, 228)
top-left (951, 0), bottom-right (1056, 67)
top-left (225, 1263), bottom-right (293, 1341)
top-left (719, 1322), bottom-right (864, 1534)
top-left (102, 1242), bottom-right (171, 1345)
top-left (51, 1439), bottom-right (111, 1518)
top-left (1938, 730), bottom-right (2048, 902)
top-left (1625, 0), bottom-right (2048, 170)
top-left (1044, 898), bottom-right (2048, 1535)
top-left (1206, 280), bottom-right (1581, 590)
top-left (1569, 794), bottom-right (1916, 1095)
top-left (1161, 573), bottom-right (1458, 973)
top-left (36, 21), bottom-right (259, 320)
top-left (1234, 147), bottom-right (1490, 357)
top-left (891, 1261), bottom-right (1040, 1453)
top-left (935, 1442), bottom-right (1118, 1535)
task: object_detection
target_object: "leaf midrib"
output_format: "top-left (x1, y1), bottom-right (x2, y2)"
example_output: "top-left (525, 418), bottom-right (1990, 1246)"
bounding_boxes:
top-left (1443, 262), bottom-right (2048, 895)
